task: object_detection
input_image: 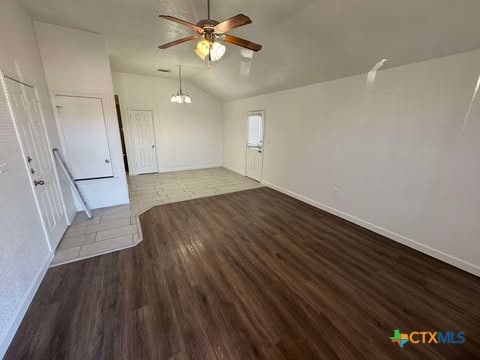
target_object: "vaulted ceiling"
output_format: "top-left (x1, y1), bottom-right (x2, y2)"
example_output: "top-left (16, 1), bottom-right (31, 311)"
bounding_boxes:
top-left (20, 0), bottom-right (480, 100)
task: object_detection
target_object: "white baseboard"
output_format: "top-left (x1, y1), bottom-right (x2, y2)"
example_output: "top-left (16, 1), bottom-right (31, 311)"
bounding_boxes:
top-left (131, 164), bottom-right (239, 176)
top-left (0, 251), bottom-right (54, 358)
top-left (223, 164), bottom-right (245, 176)
top-left (263, 180), bottom-right (480, 278)
top-left (154, 163), bottom-right (222, 174)
top-left (67, 208), bottom-right (76, 225)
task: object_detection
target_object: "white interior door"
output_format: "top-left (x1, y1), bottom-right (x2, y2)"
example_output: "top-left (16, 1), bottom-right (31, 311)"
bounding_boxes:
top-left (55, 95), bottom-right (113, 180)
top-left (129, 110), bottom-right (157, 174)
top-left (4, 77), bottom-right (67, 250)
top-left (246, 111), bottom-right (264, 181)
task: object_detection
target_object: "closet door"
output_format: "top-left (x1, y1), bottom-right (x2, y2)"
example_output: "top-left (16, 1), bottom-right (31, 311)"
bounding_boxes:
top-left (55, 95), bottom-right (113, 180)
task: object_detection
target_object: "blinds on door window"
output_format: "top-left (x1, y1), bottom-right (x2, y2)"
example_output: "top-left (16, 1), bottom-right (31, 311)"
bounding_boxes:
top-left (247, 113), bottom-right (263, 147)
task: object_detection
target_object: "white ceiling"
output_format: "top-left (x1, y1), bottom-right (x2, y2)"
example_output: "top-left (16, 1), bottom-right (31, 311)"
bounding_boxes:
top-left (20, 0), bottom-right (480, 100)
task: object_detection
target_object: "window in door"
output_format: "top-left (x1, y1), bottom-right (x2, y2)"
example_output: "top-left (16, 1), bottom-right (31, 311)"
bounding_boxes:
top-left (246, 111), bottom-right (264, 182)
top-left (247, 112), bottom-right (263, 147)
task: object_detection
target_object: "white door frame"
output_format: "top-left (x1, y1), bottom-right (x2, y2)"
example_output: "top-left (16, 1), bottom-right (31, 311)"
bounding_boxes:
top-left (126, 108), bottom-right (158, 175)
top-left (245, 110), bottom-right (265, 181)
top-left (0, 70), bottom-right (68, 251)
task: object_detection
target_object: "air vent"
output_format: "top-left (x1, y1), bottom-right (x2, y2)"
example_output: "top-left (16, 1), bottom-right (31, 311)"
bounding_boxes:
top-left (157, 68), bottom-right (171, 73)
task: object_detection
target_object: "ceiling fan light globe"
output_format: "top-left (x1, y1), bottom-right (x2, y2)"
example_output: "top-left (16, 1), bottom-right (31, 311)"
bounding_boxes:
top-left (196, 39), bottom-right (210, 59)
top-left (209, 41), bottom-right (226, 62)
top-left (184, 95), bottom-right (192, 103)
top-left (195, 48), bottom-right (207, 60)
top-left (170, 94), bottom-right (177, 102)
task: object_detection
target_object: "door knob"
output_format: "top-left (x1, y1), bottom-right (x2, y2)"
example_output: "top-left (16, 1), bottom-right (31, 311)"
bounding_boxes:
top-left (34, 180), bottom-right (45, 186)
top-left (105, 159), bottom-right (110, 164)
top-left (152, 145), bottom-right (155, 148)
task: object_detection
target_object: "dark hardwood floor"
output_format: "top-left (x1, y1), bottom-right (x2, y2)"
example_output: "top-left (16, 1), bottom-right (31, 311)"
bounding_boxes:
top-left (6, 188), bottom-right (480, 359)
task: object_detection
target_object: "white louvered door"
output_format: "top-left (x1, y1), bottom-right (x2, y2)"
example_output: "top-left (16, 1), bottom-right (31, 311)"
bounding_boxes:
top-left (4, 77), bottom-right (66, 250)
top-left (129, 110), bottom-right (157, 174)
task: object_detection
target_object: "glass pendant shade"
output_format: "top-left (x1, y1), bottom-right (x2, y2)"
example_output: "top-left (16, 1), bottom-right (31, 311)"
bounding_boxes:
top-left (170, 66), bottom-right (191, 104)
top-left (170, 92), bottom-right (191, 104)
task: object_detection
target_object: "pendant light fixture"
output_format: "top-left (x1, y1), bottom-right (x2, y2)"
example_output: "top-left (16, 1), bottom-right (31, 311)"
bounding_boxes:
top-left (170, 66), bottom-right (191, 104)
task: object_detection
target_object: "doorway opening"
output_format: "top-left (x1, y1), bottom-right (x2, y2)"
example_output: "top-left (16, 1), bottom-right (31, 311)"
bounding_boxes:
top-left (115, 95), bottom-right (129, 173)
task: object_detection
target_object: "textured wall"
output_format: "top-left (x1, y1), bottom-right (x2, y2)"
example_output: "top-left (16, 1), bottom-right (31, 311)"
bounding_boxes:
top-left (112, 72), bottom-right (224, 173)
top-left (224, 49), bottom-right (480, 276)
top-left (34, 22), bottom-right (129, 209)
top-left (0, 0), bottom-right (60, 356)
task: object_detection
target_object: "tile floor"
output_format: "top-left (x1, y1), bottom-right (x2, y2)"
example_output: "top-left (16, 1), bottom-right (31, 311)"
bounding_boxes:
top-left (51, 167), bottom-right (262, 266)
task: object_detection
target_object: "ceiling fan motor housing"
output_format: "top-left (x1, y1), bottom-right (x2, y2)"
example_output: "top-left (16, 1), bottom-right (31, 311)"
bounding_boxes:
top-left (196, 19), bottom-right (219, 34)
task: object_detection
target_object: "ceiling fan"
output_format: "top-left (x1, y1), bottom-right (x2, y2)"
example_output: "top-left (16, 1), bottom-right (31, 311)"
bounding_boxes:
top-left (158, 0), bottom-right (262, 62)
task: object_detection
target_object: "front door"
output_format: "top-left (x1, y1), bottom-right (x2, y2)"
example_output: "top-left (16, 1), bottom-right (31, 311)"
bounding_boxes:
top-left (129, 110), bottom-right (157, 174)
top-left (4, 77), bottom-right (67, 250)
top-left (245, 111), bottom-right (264, 181)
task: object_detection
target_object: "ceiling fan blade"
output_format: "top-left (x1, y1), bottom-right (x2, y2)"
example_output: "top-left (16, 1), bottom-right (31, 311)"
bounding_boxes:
top-left (158, 35), bottom-right (198, 49)
top-left (158, 15), bottom-right (203, 33)
top-left (214, 14), bottom-right (252, 33)
top-left (223, 34), bottom-right (262, 52)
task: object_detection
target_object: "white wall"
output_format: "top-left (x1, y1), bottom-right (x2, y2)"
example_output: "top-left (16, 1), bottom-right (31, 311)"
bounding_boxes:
top-left (224, 49), bottom-right (480, 276)
top-left (34, 22), bottom-right (129, 209)
top-left (112, 72), bottom-right (223, 173)
top-left (0, 0), bottom-right (71, 356)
